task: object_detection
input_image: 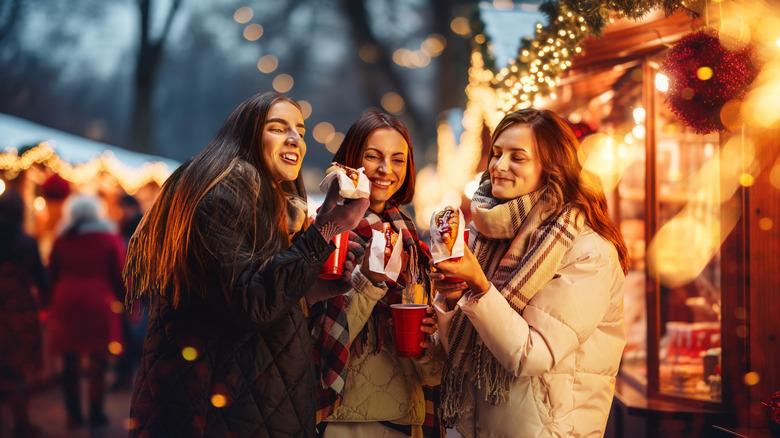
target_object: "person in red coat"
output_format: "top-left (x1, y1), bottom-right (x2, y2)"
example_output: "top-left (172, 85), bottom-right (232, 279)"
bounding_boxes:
top-left (48, 194), bottom-right (126, 429)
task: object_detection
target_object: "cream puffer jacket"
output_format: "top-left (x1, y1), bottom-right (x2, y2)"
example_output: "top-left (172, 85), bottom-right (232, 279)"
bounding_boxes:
top-left (324, 266), bottom-right (445, 426)
top-left (434, 227), bottom-right (626, 438)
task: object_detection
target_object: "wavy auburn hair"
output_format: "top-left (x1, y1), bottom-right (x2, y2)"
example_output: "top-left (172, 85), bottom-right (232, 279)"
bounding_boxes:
top-left (492, 108), bottom-right (629, 274)
top-left (332, 111), bottom-right (416, 206)
top-left (124, 91), bottom-right (306, 308)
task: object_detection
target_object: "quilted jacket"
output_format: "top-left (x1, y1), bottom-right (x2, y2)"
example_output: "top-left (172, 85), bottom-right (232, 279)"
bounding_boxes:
top-left (324, 267), bottom-right (444, 426)
top-left (128, 172), bottom-right (334, 438)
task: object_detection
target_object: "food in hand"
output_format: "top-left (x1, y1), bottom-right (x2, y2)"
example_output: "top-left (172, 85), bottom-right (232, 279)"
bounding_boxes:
top-left (325, 162), bottom-right (360, 187)
top-left (434, 206), bottom-right (459, 252)
top-left (383, 223), bottom-right (399, 264)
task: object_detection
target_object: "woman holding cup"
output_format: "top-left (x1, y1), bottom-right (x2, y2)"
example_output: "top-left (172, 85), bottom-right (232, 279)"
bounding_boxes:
top-left (430, 108), bottom-right (629, 437)
top-left (312, 111), bottom-right (445, 438)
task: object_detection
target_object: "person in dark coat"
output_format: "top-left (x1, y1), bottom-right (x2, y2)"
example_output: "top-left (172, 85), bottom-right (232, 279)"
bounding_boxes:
top-left (48, 194), bottom-right (127, 429)
top-left (0, 189), bottom-right (50, 438)
top-left (124, 91), bottom-right (369, 438)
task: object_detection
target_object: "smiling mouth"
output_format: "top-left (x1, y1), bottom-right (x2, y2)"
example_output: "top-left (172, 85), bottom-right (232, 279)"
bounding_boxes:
top-left (281, 153), bottom-right (299, 164)
top-left (370, 179), bottom-right (393, 188)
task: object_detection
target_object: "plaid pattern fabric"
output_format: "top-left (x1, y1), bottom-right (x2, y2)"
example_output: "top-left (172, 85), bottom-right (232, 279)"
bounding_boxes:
top-left (439, 176), bottom-right (583, 427)
top-left (312, 201), bottom-right (444, 436)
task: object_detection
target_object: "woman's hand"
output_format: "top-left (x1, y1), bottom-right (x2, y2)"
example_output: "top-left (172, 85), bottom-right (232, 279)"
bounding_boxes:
top-left (429, 246), bottom-right (490, 308)
top-left (419, 306), bottom-right (436, 349)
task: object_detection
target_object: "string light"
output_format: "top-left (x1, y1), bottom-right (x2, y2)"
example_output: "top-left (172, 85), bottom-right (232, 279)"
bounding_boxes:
top-left (0, 142), bottom-right (172, 194)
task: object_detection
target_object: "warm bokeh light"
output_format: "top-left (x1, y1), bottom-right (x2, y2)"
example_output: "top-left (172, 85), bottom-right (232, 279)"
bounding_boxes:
top-left (233, 7), bottom-right (253, 24)
top-left (421, 34), bottom-right (446, 57)
top-left (381, 92), bottom-right (405, 115)
top-left (720, 100), bottom-right (743, 130)
top-left (474, 34), bottom-right (486, 44)
top-left (392, 48), bottom-right (412, 68)
top-left (450, 17), bottom-right (471, 36)
top-left (696, 66), bottom-right (713, 80)
top-left (297, 99), bottom-right (312, 120)
top-left (33, 196), bottom-right (46, 211)
top-left (108, 341), bottom-right (123, 355)
top-left (243, 23), bottom-right (263, 41)
top-left (0, 179), bottom-right (5, 195)
top-left (182, 346), bottom-right (198, 361)
top-left (123, 417), bottom-right (139, 431)
top-left (359, 44), bottom-right (378, 63)
top-left (110, 300), bottom-right (124, 314)
top-left (326, 132), bottom-right (344, 154)
top-left (272, 74), bottom-right (293, 93)
top-left (770, 155), bottom-right (780, 189)
top-left (313, 122), bottom-right (335, 144)
top-left (632, 107), bottom-right (645, 124)
top-left (744, 371), bottom-right (760, 386)
top-left (655, 73), bottom-right (669, 92)
top-left (758, 217), bottom-right (773, 231)
top-left (211, 394), bottom-right (227, 408)
top-left (739, 173), bottom-right (755, 187)
top-left (257, 55), bottom-right (278, 74)
top-left (579, 134), bottom-right (635, 191)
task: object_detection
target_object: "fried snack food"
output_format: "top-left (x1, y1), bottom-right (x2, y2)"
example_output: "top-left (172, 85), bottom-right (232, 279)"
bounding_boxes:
top-left (434, 206), bottom-right (459, 252)
top-left (383, 223), bottom-right (399, 264)
top-left (325, 162), bottom-right (360, 187)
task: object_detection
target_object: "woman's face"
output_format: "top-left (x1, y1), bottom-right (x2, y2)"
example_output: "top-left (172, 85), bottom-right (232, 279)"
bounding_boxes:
top-left (360, 128), bottom-right (409, 212)
top-left (489, 123), bottom-right (543, 200)
top-left (262, 101), bottom-right (306, 183)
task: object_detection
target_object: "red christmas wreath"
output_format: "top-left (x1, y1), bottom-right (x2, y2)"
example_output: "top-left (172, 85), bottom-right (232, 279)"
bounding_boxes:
top-left (660, 30), bottom-right (760, 135)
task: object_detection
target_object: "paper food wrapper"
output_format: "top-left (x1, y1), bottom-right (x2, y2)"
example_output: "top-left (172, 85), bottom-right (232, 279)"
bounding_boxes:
top-left (368, 227), bottom-right (403, 282)
top-left (319, 166), bottom-right (370, 199)
top-left (429, 207), bottom-right (466, 263)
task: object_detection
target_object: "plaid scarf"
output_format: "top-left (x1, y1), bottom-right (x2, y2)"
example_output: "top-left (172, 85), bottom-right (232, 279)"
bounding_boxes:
top-left (439, 175), bottom-right (583, 427)
top-left (313, 201), bottom-right (443, 436)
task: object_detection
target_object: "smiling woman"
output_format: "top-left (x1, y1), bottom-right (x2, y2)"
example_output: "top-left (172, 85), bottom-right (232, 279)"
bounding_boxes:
top-left (123, 91), bottom-right (368, 438)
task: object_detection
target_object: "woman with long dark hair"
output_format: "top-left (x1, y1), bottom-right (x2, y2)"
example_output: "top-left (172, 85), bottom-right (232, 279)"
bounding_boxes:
top-left (124, 91), bottom-right (368, 437)
top-left (313, 112), bottom-right (445, 438)
top-left (431, 108), bottom-right (629, 437)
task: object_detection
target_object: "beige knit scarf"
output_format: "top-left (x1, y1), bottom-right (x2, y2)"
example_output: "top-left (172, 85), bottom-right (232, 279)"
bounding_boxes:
top-left (439, 174), bottom-right (583, 427)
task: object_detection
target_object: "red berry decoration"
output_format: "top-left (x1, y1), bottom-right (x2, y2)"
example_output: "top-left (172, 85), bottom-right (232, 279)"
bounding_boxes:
top-left (660, 30), bottom-right (760, 135)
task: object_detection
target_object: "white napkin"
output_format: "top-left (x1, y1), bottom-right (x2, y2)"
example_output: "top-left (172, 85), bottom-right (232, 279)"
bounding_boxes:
top-left (319, 166), bottom-right (371, 199)
top-left (429, 207), bottom-right (466, 263)
top-left (368, 227), bottom-right (403, 282)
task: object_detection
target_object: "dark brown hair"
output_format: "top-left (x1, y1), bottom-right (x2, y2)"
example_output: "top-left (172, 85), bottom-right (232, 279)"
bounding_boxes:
top-left (332, 111), bottom-right (416, 206)
top-left (492, 108), bottom-right (629, 274)
top-left (125, 92), bottom-right (306, 308)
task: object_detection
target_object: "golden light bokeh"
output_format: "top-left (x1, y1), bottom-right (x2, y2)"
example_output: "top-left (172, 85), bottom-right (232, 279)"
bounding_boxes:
top-left (297, 99), bottom-right (312, 120)
top-left (233, 7), bottom-right (253, 24)
top-left (381, 92), bottom-right (405, 115)
top-left (421, 34), bottom-right (446, 57)
top-left (211, 394), bottom-right (227, 408)
top-left (312, 122), bottom-right (335, 144)
top-left (110, 300), bottom-right (125, 314)
top-left (272, 74), bottom-right (294, 93)
top-left (758, 217), bottom-right (773, 231)
top-left (33, 196), bottom-right (46, 211)
top-left (450, 17), bottom-right (471, 36)
top-left (326, 132), bottom-right (345, 154)
top-left (0, 179), bottom-right (5, 196)
top-left (696, 66), bottom-right (713, 80)
top-left (182, 346), bottom-right (198, 361)
top-left (770, 155), bottom-right (780, 189)
top-left (108, 341), bottom-right (123, 355)
top-left (257, 55), bottom-right (278, 74)
top-left (123, 417), bottom-right (139, 431)
top-left (744, 371), bottom-right (760, 386)
top-left (243, 23), bottom-right (263, 41)
top-left (359, 44), bottom-right (379, 63)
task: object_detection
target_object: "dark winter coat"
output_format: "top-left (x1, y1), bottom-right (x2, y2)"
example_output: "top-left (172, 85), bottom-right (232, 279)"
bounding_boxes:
top-left (128, 171), bottom-right (334, 438)
top-left (0, 231), bottom-right (49, 378)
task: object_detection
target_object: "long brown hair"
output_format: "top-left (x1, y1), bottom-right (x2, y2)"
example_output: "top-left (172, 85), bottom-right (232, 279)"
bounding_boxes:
top-left (332, 111), bottom-right (416, 206)
top-left (124, 91), bottom-right (306, 308)
top-left (492, 108), bottom-right (629, 274)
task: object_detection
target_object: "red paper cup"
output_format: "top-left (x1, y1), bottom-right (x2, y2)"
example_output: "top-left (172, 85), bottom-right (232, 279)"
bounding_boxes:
top-left (390, 304), bottom-right (429, 358)
top-left (319, 230), bottom-right (350, 280)
top-left (444, 229), bottom-right (469, 283)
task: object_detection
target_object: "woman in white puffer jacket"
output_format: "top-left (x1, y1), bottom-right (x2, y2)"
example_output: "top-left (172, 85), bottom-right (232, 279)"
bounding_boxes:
top-left (430, 108), bottom-right (630, 438)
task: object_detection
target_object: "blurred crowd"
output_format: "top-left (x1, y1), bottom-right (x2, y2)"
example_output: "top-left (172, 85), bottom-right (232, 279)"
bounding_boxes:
top-left (0, 176), bottom-right (147, 438)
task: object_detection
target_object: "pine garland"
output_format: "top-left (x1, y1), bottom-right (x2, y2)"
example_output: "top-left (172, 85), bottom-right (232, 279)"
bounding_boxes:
top-left (473, 0), bottom-right (705, 112)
